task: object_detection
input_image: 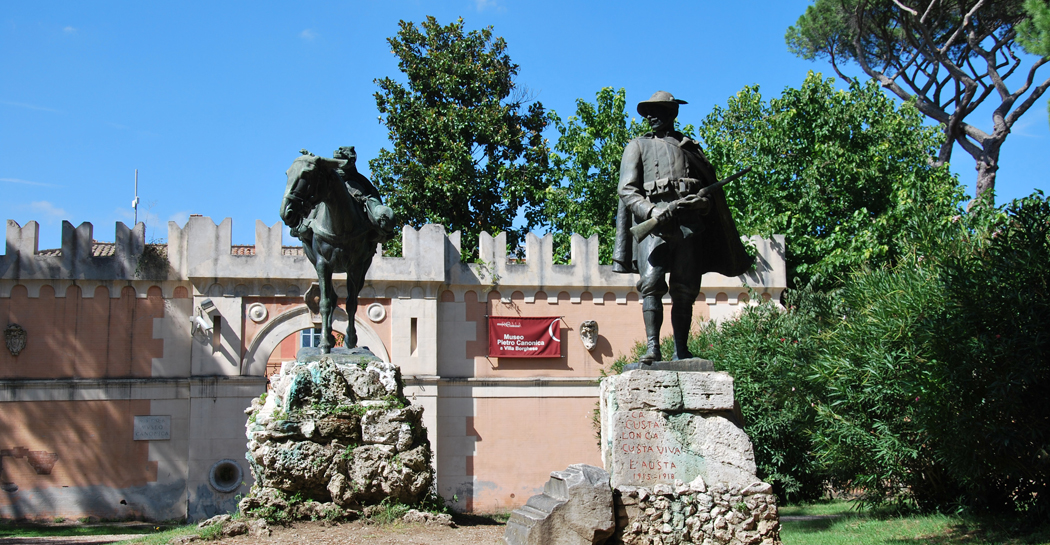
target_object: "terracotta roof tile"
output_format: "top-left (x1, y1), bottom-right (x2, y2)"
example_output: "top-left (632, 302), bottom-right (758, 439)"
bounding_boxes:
top-left (35, 241), bottom-right (167, 258)
top-left (228, 246), bottom-right (304, 256)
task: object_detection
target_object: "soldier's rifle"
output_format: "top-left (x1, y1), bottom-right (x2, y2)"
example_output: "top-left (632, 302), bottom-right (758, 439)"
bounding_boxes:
top-left (630, 166), bottom-right (751, 242)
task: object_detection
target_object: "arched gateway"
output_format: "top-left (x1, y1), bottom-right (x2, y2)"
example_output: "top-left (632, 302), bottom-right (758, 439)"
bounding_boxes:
top-left (240, 305), bottom-right (390, 376)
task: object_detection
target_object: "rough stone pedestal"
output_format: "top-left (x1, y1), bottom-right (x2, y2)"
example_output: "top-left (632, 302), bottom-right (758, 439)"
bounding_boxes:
top-left (239, 348), bottom-right (434, 520)
top-left (503, 464), bottom-right (616, 545)
top-left (600, 370), bottom-right (781, 545)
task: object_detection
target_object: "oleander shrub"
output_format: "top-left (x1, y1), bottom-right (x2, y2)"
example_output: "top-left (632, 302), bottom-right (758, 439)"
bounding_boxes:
top-left (691, 191), bottom-right (1049, 514)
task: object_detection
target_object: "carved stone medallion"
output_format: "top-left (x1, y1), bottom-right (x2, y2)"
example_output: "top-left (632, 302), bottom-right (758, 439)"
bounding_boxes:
top-left (366, 303), bottom-right (386, 323)
top-left (5, 324), bottom-right (27, 357)
top-left (247, 303), bottom-right (268, 323)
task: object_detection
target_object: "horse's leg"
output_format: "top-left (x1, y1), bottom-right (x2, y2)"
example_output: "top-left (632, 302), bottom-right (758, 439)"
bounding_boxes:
top-left (314, 246), bottom-right (336, 354)
top-left (344, 282), bottom-right (358, 349)
top-left (345, 251), bottom-right (375, 350)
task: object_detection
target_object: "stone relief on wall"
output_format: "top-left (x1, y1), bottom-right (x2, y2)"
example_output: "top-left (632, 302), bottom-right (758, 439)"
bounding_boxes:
top-left (4, 324), bottom-right (26, 357)
top-left (580, 320), bottom-right (599, 352)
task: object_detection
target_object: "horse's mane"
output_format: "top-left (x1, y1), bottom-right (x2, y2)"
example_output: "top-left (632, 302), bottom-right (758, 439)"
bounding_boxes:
top-left (285, 155), bottom-right (330, 194)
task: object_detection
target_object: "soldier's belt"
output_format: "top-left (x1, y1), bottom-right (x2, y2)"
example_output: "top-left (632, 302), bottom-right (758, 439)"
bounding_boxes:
top-left (642, 178), bottom-right (702, 197)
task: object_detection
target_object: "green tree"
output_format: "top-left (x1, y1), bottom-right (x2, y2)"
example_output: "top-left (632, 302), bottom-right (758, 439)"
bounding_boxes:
top-left (806, 193), bottom-right (1050, 514)
top-left (807, 265), bottom-right (954, 509)
top-left (786, 0), bottom-right (1050, 203)
top-left (541, 88), bottom-right (646, 264)
top-left (697, 72), bottom-right (964, 291)
top-left (370, 17), bottom-right (551, 258)
top-left (1019, 0), bottom-right (1050, 127)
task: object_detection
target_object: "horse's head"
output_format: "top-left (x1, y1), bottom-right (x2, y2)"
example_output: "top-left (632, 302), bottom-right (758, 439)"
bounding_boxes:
top-left (280, 155), bottom-right (339, 234)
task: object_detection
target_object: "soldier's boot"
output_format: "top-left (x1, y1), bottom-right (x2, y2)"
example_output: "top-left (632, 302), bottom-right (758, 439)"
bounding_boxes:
top-left (670, 304), bottom-right (695, 361)
top-left (640, 296), bottom-right (663, 364)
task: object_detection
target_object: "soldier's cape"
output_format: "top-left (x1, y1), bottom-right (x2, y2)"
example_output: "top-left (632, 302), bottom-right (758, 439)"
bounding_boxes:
top-left (612, 135), bottom-right (753, 277)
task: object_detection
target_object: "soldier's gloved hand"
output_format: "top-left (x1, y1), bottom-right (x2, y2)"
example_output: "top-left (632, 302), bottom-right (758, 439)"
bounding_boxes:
top-left (679, 195), bottom-right (712, 215)
top-left (651, 202), bottom-right (677, 223)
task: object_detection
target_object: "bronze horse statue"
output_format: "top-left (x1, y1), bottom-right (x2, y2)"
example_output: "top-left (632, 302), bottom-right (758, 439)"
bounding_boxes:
top-left (280, 147), bottom-right (396, 354)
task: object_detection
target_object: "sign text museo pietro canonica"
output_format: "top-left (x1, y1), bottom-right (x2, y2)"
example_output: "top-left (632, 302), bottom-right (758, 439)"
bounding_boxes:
top-left (487, 316), bottom-right (561, 358)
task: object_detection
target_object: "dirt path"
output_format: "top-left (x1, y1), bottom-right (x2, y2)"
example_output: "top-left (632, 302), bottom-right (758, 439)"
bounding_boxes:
top-left (0, 537), bottom-right (143, 545)
top-left (204, 520), bottom-right (506, 545)
top-left (1, 518), bottom-right (508, 545)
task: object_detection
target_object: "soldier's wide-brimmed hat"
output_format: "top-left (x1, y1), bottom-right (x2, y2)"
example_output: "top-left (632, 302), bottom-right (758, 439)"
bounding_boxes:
top-left (637, 91), bottom-right (687, 116)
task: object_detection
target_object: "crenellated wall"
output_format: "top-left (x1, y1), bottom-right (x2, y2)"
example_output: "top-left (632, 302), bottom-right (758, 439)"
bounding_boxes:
top-left (2, 220), bottom-right (144, 282)
top-left (3, 217), bottom-right (786, 304)
top-left (2, 216), bottom-right (788, 518)
top-left (159, 217), bottom-right (785, 303)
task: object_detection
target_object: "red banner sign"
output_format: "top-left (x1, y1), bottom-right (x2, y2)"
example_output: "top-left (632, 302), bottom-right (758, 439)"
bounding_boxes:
top-left (488, 316), bottom-right (562, 358)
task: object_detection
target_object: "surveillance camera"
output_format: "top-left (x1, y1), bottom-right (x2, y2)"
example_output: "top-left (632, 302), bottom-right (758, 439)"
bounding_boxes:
top-left (192, 315), bottom-right (213, 335)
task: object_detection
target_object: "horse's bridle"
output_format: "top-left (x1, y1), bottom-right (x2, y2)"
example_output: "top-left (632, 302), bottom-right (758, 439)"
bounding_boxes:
top-left (287, 169), bottom-right (326, 213)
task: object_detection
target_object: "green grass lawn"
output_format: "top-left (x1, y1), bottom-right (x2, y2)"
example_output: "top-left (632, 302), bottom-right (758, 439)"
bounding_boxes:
top-left (114, 525), bottom-right (204, 545)
top-left (780, 502), bottom-right (1050, 545)
top-left (0, 520), bottom-right (171, 538)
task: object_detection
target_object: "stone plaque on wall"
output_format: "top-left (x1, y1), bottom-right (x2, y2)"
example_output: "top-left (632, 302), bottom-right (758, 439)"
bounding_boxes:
top-left (133, 415), bottom-right (171, 441)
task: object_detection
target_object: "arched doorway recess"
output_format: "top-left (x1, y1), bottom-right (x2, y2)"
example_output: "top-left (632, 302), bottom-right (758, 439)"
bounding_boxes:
top-left (241, 306), bottom-right (389, 376)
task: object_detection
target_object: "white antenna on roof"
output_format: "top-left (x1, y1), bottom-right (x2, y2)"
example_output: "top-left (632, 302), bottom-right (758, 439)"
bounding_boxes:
top-left (132, 169), bottom-right (140, 225)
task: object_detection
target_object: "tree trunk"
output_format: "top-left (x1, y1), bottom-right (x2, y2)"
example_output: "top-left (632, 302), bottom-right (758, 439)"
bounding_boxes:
top-left (971, 144), bottom-right (1001, 208)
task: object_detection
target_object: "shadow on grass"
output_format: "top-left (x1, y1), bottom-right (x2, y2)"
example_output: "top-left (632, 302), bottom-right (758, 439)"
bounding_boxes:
top-left (780, 514), bottom-right (859, 534)
top-left (0, 520), bottom-right (171, 538)
top-left (779, 505), bottom-right (1050, 545)
top-left (451, 512), bottom-right (508, 527)
top-left (885, 518), bottom-right (1050, 545)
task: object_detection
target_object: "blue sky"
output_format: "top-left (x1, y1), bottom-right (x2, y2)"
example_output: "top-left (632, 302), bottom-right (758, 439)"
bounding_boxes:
top-left (2, 1), bottom-right (1047, 250)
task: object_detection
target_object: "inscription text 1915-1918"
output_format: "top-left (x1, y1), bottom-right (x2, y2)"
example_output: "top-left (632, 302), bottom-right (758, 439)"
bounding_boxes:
top-left (617, 411), bottom-right (687, 484)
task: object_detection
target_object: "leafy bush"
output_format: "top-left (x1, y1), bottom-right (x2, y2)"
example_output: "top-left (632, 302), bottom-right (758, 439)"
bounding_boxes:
top-left (931, 191), bottom-right (1050, 515)
top-left (694, 191), bottom-right (1050, 514)
top-left (693, 287), bottom-right (834, 503)
top-left (805, 266), bottom-right (949, 508)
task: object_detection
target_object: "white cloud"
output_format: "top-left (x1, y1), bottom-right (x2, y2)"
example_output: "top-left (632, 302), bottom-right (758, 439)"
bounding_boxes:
top-left (1011, 114), bottom-right (1048, 138)
top-left (475, 0), bottom-right (504, 12)
top-left (28, 201), bottom-right (67, 222)
top-left (0, 99), bottom-right (60, 113)
top-left (63, 26), bottom-right (76, 33)
top-left (1, 177), bottom-right (60, 187)
top-left (114, 206), bottom-right (160, 228)
top-left (300, 29), bottom-right (316, 41)
top-left (168, 210), bottom-right (191, 227)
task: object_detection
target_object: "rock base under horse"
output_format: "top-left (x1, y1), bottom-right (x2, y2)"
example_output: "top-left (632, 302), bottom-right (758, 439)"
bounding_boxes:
top-left (240, 349), bottom-right (434, 521)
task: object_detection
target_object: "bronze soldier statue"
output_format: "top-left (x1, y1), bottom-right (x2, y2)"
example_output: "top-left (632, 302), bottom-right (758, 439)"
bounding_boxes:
top-left (613, 91), bottom-right (752, 364)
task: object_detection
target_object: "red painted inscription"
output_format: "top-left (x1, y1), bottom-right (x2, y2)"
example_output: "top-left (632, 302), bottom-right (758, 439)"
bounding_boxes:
top-left (617, 411), bottom-right (682, 484)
